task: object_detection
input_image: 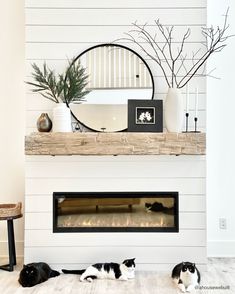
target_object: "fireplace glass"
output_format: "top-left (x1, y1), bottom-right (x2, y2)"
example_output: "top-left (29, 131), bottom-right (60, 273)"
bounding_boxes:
top-left (53, 192), bottom-right (178, 232)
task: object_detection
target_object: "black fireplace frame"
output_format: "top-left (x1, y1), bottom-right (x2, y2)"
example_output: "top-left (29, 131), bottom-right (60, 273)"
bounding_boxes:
top-left (53, 191), bottom-right (179, 233)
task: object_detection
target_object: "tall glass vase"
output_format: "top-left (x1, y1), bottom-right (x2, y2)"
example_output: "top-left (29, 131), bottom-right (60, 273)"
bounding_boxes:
top-left (165, 87), bottom-right (184, 133)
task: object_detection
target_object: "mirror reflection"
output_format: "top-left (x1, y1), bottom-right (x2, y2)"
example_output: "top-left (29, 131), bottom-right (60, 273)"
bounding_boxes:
top-left (69, 44), bottom-right (154, 132)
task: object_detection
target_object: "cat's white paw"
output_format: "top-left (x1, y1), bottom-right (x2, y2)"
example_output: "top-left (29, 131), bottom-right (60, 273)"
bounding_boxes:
top-left (119, 275), bottom-right (128, 281)
top-left (127, 273), bottom-right (135, 279)
top-left (86, 277), bottom-right (93, 283)
top-left (178, 283), bottom-right (186, 293)
top-left (186, 285), bottom-right (195, 292)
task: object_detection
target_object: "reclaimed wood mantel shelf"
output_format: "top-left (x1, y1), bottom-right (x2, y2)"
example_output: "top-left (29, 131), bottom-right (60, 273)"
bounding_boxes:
top-left (25, 132), bottom-right (206, 156)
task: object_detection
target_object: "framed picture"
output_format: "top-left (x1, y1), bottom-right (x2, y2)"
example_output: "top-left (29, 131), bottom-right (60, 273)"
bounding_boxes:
top-left (128, 99), bottom-right (163, 132)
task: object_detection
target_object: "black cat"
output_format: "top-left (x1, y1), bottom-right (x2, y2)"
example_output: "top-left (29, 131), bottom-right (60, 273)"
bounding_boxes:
top-left (18, 262), bottom-right (60, 287)
top-left (145, 202), bottom-right (174, 215)
top-left (145, 202), bottom-right (166, 212)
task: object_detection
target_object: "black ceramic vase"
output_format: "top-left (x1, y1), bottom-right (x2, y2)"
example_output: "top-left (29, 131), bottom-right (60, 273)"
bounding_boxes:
top-left (37, 113), bottom-right (52, 132)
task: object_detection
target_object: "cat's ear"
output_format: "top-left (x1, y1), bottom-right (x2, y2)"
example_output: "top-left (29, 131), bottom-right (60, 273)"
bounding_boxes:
top-left (192, 263), bottom-right (195, 267)
top-left (23, 264), bottom-right (26, 268)
top-left (182, 262), bottom-right (185, 265)
top-left (132, 258), bottom-right (136, 261)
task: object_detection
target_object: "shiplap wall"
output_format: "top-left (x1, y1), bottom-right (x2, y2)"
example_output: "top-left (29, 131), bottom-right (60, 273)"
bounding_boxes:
top-left (25, 0), bottom-right (207, 271)
top-left (25, 0), bottom-right (206, 133)
top-left (25, 156), bottom-right (206, 271)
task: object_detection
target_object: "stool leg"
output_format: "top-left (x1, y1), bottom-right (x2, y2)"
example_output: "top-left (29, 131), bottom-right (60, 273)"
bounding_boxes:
top-left (7, 220), bottom-right (16, 271)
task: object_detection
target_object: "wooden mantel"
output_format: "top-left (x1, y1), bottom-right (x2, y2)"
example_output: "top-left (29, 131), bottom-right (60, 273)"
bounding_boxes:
top-left (25, 132), bottom-right (206, 156)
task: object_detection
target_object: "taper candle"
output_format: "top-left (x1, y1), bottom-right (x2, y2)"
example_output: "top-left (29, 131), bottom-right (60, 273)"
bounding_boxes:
top-left (186, 84), bottom-right (189, 113)
top-left (195, 87), bottom-right (198, 117)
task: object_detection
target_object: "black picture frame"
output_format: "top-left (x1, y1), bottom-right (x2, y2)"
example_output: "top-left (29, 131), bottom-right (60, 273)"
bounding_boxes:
top-left (128, 99), bottom-right (163, 132)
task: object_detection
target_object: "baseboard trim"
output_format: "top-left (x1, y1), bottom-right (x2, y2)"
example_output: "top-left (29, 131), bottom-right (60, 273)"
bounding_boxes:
top-left (0, 241), bottom-right (24, 258)
top-left (207, 241), bottom-right (235, 257)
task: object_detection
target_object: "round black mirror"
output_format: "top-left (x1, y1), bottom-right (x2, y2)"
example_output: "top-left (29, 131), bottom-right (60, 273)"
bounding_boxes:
top-left (68, 44), bottom-right (155, 132)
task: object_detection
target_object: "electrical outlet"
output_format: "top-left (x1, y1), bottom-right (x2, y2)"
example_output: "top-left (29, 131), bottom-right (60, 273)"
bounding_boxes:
top-left (219, 218), bottom-right (227, 230)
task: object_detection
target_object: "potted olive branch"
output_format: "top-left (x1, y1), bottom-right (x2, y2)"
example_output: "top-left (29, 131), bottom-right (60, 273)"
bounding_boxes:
top-left (27, 59), bottom-right (91, 132)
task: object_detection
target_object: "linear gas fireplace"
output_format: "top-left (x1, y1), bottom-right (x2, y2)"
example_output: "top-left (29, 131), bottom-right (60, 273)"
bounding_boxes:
top-left (53, 192), bottom-right (179, 233)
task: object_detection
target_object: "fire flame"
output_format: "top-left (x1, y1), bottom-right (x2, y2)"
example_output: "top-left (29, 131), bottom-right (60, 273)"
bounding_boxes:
top-left (59, 214), bottom-right (171, 228)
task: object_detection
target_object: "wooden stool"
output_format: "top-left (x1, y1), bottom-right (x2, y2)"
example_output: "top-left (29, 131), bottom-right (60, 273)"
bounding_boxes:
top-left (0, 203), bottom-right (22, 272)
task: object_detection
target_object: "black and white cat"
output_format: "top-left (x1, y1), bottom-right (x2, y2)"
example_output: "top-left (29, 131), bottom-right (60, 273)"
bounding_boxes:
top-left (171, 262), bottom-right (200, 292)
top-left (145, 202), bottom-right (167, 212)
top-left (62, 258), bottom-right (136, 282)
top-left (18, 262), bottom-right (60, 287)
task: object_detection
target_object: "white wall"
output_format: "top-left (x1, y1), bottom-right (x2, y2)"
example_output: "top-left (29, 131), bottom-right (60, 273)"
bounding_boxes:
top-left (25, 0), bottom-right (207, 133)
top-left (2, 0), bottom-right (233, 259)
top-left (0, 1), bottom-right (25, 256)
top-left (25, 155), bottom-right (206, 271)
top-left (207, 0), bottom-right (235, 256)
top-left (24, 1), bottom-right (207, 269)
top-left (1, 0), bottom-right (208, 259)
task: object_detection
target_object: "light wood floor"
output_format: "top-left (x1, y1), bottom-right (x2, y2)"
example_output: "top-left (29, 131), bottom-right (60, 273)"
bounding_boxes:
top-left (0, 258), bottom-right (234, 294)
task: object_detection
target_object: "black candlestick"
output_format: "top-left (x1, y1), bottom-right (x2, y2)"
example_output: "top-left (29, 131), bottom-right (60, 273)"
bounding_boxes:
top-left (193, 117), bottom-right (201, 133)
top-left (182, 112), bottom-right (189, 133)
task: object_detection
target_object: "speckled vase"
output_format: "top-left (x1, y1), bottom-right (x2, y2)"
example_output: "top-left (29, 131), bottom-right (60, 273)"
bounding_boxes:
top-left (37, 113), bottom-right (52, 132)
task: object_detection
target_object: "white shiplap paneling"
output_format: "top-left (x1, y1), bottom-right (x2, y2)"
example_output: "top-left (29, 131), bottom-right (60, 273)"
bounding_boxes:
top-left (25, 42), bottom-right (206, 60)
top-left (26, 26), bottom-right (205, 43)
top-left (25, 0), bottom-right (206, 9)
top-left (25, 0), bottom-right (206, 270)
top-left (24, 246), bottom-right (206, 265)
top-left (25, 2), bottom-right (207, 131)
top-left (25, 9), bottom-right (206, 26)
top-left (25, 158), bottom-right (206, 178)
top-left (24, 230), bottom-right (206, 247)
top-left (25, 177), bottom-right (206, 195)
top-left (25, 155), bottom-right (206, 269)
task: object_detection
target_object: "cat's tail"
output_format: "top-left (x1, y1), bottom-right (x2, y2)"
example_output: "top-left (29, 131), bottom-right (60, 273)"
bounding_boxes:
top-left (62, 269), bottom-right (85, 275)
top-left (50, 270), bottom-right (60, 277)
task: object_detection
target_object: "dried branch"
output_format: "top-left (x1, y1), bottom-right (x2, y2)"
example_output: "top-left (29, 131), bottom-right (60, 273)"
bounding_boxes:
top-left (121, 30), bottom-right (171, 87)
top-left (118, 8), bottom-right (233, 89)
top-left (131, 22), bottom-right (173, 73)
top-left (178, 8), bottom-right (233, 88)
top-left (176, 53), bottom-right (187, 78)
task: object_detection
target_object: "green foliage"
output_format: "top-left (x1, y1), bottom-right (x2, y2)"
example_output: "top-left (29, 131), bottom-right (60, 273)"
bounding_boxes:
top-left (60, 60), bottom-right (91, 104)
top-left (26, 59), bottom-right (90, 104)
